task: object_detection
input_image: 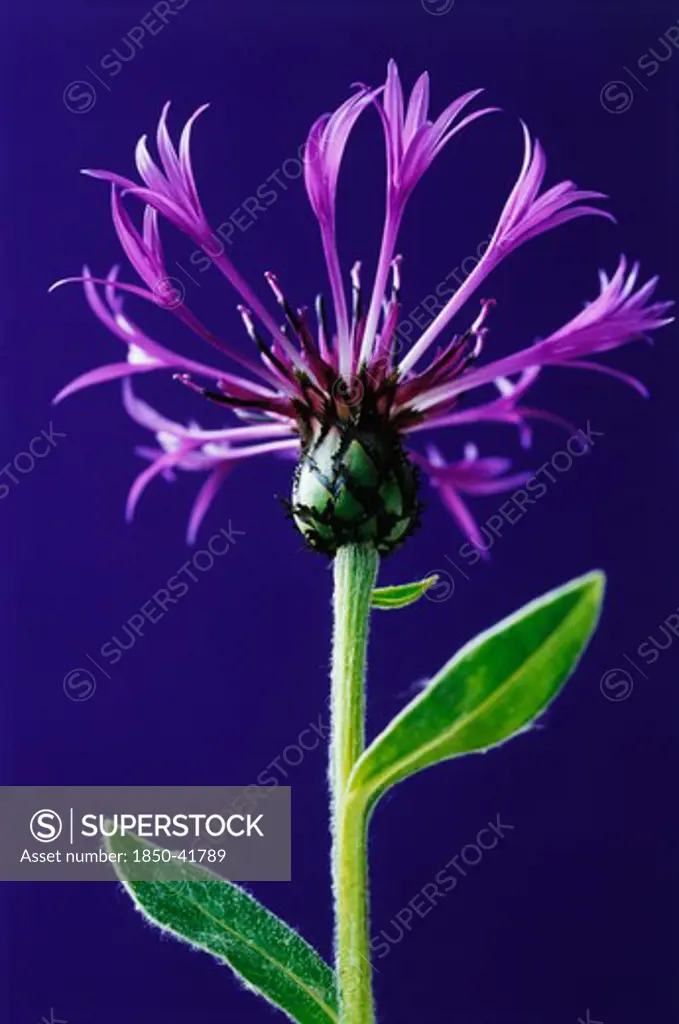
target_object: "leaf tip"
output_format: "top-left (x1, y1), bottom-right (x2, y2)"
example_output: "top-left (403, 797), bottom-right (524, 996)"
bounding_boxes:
top-left (550, 568), bottom-right (607, 608)
top-left (576, 568), bottom-right (607, 608)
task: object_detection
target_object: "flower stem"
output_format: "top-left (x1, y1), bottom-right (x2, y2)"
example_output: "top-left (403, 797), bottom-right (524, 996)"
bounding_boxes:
top-left (330, 543), bottom-right (379, 1023)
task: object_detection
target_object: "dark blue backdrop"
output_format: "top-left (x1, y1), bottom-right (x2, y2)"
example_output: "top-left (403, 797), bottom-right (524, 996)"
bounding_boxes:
top-left (1, 0), bottom-right (677, 1021)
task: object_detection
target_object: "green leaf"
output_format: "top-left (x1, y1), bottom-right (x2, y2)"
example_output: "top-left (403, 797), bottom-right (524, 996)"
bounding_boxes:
top-left (107, 830), bottom-right (338, 1023)
top-left (371, 574), bottom-right (439, 609)
top-left (351, 571), bottom-right (605, 809)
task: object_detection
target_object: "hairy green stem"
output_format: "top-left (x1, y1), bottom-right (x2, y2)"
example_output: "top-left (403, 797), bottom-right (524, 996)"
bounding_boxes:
top-left (330, 544), bottom-right (379, 1023)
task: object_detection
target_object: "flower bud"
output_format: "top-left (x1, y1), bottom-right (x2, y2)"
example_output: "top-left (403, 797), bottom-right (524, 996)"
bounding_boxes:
top-left (291, 421), bottom-right (420, 555)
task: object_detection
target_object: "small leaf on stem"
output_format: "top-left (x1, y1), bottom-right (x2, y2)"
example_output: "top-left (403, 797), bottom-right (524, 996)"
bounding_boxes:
top-left (371, 574), bottom-right (439, 609)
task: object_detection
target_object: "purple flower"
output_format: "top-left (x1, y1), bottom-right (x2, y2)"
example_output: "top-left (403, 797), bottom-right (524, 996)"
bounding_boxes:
top-left (52, 62), bottom-right (672, 553)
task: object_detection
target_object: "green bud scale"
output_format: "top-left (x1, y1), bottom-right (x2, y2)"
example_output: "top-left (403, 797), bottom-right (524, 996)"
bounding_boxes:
top-left (291, 391), bottom-right (421, 556)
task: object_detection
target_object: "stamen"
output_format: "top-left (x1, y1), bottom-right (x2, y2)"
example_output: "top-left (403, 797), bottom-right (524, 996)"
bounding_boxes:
top-left (471, 298), bottom-right (495, 333)
top-left (238, 305), bottom-right (295, 383)
top-left (470, 298), bottom-right (496, 358)
top-left (174, 371), bottom-right (271, 410)
top-left (350, 260), bottom-right (366, 363)
top-left (351, 261), bottom-right (363, 322)
top-left (265, 271), bottom-right (302, 332)
top-left (203, 391), bottom-right (270, 409)
top-left (390, 255), bottom-right (403, 303)
top-left (264, 269), bottom-right (284, 304)
top-left (373, 256), bottom-right (404, 370)
top-left (393, 302), bottom-right (493, 408)
top-left (173, 372), bottom-right (205, 396)
top-left (295, 307), bottom-right (334, 385)
top-left (315, 294), bottom-right (332, 365)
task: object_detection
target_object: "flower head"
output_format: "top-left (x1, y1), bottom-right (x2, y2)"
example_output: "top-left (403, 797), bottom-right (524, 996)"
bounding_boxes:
top-left (52, 62), bottom-right (672, 555)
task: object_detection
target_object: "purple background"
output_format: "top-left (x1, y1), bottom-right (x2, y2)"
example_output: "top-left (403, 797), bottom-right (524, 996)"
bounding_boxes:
top-left (1, 0), bottom-right (677, 1021)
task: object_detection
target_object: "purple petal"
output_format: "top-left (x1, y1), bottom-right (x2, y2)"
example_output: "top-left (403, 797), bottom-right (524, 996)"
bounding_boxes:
top-left (178, 104), bottom-right (210, 208)
top-left (126, 449), bottom-right (184, 521)
top-left (550, 359), bottom-right (649, 397)
top-left (54, 361), bottom-right (158, 404)
top-left (156, 102), bottom-right (185, 193)
top-left (81, 168), bottom-right (139, 190)
top-left (122, 379), bottom-right (182, 433)
top-left (407, 261), bottom-right (671, 408)
top-left (134, 134), bottom-right (168, 194)
top-left (110, 186), bottom-right (161, 289)
top-left (187, 462), bottom-right (232, 544)
top-left (427, 88), bottom-right (486, 149)
top-left (384, 59), bottom-right (405, 168)
top-left (402, 71), bottom-right (430, 147)
top-left (437, 483), bottom-right (487, 553)
top-left (143, 206), bottom-right (164, 266)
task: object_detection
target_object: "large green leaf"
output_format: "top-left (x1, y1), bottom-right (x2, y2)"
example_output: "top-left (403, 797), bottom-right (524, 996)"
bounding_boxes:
top-left (107, 831), bottom-right (338, 1023)
top-left (371, 574), bottom-right (439, 609)
top-left (350, 571), bottom-right (605, 809)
